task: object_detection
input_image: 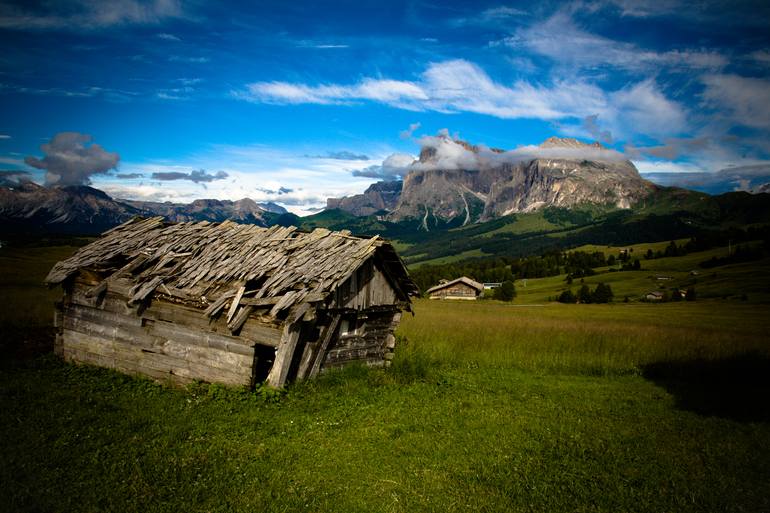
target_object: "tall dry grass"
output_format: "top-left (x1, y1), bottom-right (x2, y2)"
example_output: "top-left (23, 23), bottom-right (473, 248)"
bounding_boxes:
top-left (396, 299), bottom-right (770, 375)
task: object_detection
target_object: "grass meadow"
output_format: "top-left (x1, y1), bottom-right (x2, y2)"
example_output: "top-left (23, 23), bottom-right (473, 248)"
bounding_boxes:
top-left (1, 243), bottom-right (770, 512)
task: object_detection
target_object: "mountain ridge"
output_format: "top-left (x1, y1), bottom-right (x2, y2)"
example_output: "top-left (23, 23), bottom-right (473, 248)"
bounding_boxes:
top-left (332, 136), bottom-right (657, 228)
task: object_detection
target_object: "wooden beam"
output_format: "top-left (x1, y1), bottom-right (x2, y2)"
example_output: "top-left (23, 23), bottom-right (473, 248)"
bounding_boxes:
top-left (265, 323), bottom-right (301, 388)
top-left (226, 286), bottom-right (246, 324)
top-left (308, 314), bottom-right (341, 378)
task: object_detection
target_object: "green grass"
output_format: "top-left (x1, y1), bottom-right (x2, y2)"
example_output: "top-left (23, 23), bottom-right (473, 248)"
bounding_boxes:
top-left (1, 244), bottom-right (770, 512)
top-left (508, 242), bottom-right (770, 304)
top-left (409, 248), bottom-right (485, 268)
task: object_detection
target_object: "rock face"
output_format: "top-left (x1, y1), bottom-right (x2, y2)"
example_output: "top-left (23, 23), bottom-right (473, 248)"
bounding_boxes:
top-left (326, 180), bottom-right (402, 216)
top-left (388, 136), bottom-right (655, 226)
top-left (0, 181), bottom-right (144, 234)
top-left (124, 197), bottom-right (274, 224)
top-left (0, 180), bottom-right (278, 234)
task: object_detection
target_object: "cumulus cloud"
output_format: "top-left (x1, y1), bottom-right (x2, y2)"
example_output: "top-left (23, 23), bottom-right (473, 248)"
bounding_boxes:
top-left (25, 132), bottom-right (120, 186)
top-left (0, 0), bottom-right (185, 30)
top-left (304, 151), bottom-right (369, 160)
top-left (352, 153), bottom-right (415, 180)
top-left (410, 133), bottom-right (627, 172)
top-left (151, 169), bottom-right (228, 183)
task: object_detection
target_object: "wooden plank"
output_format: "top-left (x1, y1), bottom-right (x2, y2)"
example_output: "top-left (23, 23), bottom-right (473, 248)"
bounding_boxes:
top-left (128, 276), bottom-right (164, 305)
top-left (308, 314), bottom-right (341, 378)
top-left (63, 313), bottom-right (253, 372)
top-left (227, 305), bottom-right (254, 334)
top-left (62, 330), bottom-right (250, 386)
top-left (204, 291), bottom-right (235, 318)
top-left (265, 323), bottom-right (300, 388)
top-left (226, 286), bottom-right (246, 323)
top-left (85, 279), bottom-right (108, 299)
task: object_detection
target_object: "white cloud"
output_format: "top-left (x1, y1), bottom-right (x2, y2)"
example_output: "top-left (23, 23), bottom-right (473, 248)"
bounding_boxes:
top-left (168, 55), bottom-right (210, 64)
top-left (503, 11), bottom-right (726, 73)
top-left (25, 132), bottom-right (120, 186)
top-left (157, 32), bottom-right (180, 41)
top-left (400, 122), bottom-right (421, 139)
top-left (352, 153), bottom-right (415, 180)
top-left (236, 59), bottom-right (685, 140)
top-left (92, 145), bottom-right (391, 215)
top-left (609, 80), bottom-right (687, 136)
top-left (701, 74), bottom-right (770, 130)
top-left (411, 134), bottom-right (628, 172)
top-left (452, 6), bottom-right (529, 26)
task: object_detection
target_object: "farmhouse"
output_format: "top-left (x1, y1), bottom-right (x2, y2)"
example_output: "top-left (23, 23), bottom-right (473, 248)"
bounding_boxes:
top-left (645, 291), bottom-right (664, 301)
top-left (427, 277), bottom-right (484, 300)
top-left (45, 217), bottom-right (418, 388)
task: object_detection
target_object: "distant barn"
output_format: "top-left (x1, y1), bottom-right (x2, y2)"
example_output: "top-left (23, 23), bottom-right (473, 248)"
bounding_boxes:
top-left (427, 277), bottom-right (484, 300)
top-left (45, 217), bottom-right (418, 388)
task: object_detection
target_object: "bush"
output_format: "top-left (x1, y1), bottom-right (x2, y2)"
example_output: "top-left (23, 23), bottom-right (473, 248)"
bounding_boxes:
top-left (493, 280), bottom-right (516, 302)
top-left (592, 283), bottom-right (614, 303)
top-left (578, 284), bottom-right (592, 304)
top-left (557, 289), bottom-right (576, 303)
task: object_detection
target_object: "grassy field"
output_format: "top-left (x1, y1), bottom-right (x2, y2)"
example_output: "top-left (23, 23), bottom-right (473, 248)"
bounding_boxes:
top-left (511, 242), bottom-right (770, 304)
top-left (1, 243), bottom-right (770, 512)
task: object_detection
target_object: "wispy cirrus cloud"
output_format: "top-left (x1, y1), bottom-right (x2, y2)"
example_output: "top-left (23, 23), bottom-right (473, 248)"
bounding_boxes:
top-left (497, 11), bottom-right (727, 73)
top-left (304, 151), bottom-right (369, 160)
top-left (235, 59), bottom-right (686, 139)
top-left (701, 74), bottom-right (770, 130)
top-left (151, 169), bottom-right (228, 183)
top-left (0, 0), bottom-right (186, 30)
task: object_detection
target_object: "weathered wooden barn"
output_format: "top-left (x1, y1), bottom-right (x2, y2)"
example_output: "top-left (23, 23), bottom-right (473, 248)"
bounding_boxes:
top-left (44, 217), bottom-right (419, 388)
top-left (426, 277), bottom-right (483, 300)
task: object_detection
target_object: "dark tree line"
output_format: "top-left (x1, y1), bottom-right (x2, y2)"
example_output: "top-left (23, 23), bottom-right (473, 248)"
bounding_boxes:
top-left (557, 283), bottom-right (614, 304)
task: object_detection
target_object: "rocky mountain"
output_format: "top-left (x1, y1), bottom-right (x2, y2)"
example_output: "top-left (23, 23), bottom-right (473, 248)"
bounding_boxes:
top-left (389, 136), bottom-right (655, 227)
top-left (0, 181), bottom-right (143, 234)
top-left (326, 180), bottom-right (402, 216)
top-left (0, 180), bottom-right (284, 235)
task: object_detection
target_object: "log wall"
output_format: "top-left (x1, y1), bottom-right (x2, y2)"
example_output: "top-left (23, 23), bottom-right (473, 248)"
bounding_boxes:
top-left (58, 280), bottom-right (283, 387)
top-left (321, 309), bottom-right (401, 369)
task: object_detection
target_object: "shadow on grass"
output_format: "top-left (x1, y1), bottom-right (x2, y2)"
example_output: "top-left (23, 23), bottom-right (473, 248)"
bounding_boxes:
top-left (0, 326), bottom-right (54, 365)
top-left (643, 351), bottom-right (770, 422)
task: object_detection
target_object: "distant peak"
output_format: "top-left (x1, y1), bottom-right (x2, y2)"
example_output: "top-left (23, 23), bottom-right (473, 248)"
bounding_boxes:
top-left (540, 137), bottom-right (604, 149)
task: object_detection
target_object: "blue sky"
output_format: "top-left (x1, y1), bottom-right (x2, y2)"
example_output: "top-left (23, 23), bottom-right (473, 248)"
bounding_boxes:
top-left (1, 0), bottom-right (769, 213)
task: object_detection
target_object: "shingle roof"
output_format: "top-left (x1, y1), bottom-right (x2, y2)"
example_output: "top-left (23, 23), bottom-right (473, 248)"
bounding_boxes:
top-left (426, 276), bottom-right (484, 294)
top-left (46, 217), bottom-right (418, 325)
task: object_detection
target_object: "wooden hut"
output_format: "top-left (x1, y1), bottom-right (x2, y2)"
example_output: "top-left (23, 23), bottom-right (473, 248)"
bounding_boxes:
top-left (44, 217), bottom-right (418, 388)
top-left (426, 277), bottom-right (483, 300)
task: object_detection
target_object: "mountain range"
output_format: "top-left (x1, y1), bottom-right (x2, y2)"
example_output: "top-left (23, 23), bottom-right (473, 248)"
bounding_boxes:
top-left (2, 136), bottom-right (769, 264)
top-left (329, 136), bottom-right (656, 229)
top-left (0, 180), bottom-right (285, 235)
